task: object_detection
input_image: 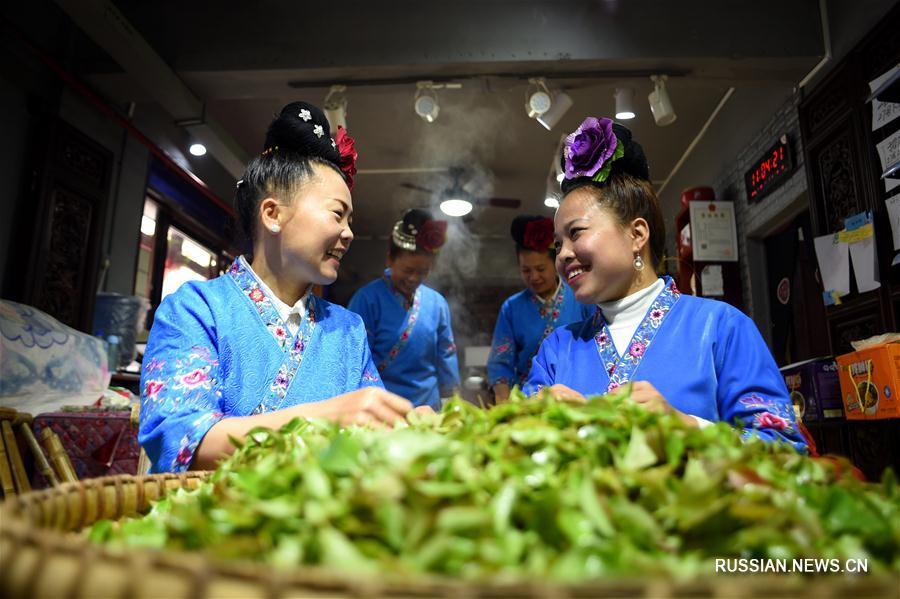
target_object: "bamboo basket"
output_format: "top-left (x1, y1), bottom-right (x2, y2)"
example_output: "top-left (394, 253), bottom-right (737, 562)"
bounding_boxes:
top-left (0, 473), bottom-right (895, 599)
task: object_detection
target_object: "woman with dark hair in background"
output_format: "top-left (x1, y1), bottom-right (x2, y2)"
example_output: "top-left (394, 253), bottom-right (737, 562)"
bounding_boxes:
top-left (348, 208), bottom-right (460, 409)
top-left (524, 117), bottom-right (806, 452)
top-left (486, 215), bottom-right (592, 402)
top-left (139, 102), bottom-right (418, 474)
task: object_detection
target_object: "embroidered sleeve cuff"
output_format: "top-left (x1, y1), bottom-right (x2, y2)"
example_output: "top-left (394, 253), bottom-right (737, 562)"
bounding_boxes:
top-left (168, 411), bottom-right (225, 473)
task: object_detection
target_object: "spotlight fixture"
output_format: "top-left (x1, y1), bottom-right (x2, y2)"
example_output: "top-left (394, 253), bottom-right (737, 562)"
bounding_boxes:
top-left (189, 143), bottom-right (207, 156)
top-left (439, 198), bottom-right (473, 217)
top-left (525, 78), bottom-right (553, 119)
top-left (537, 91), bottom-right (573, 131)
top-left (649, 75), bottom-right (677, 126)
top-left (414, 81), bottom-right (440, 123)
top-left (544, 196), bottom-right (560, 209)
top-left (323, 84), bottom-right (348, 131)
top-left (614, 87), bottom-right (636, 120)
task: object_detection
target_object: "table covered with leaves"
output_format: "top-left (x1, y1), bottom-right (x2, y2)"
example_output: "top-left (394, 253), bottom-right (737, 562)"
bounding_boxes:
top-left (90, 388), bottom-right (900, 582)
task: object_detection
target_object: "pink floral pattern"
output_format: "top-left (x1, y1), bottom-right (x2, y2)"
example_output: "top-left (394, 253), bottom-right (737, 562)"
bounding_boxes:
top-left (362, 366), bottom-right (381, 384)
top-left (739, 393), bottom-right (798, 435)
top-left (594, 277), bottom-right (681, 391)
top-left (144, 379), bottom-right (164, 399)
top-left (169, 411), bottom-right (224, 472)
top-left (178, 367), bottom-right (211, 390)
top-left (756, 412), bottom-right (789, 430)
top-left (143, 345), bottom-right (219, 409)
top-left (531, 286), bottom-right (567, 342)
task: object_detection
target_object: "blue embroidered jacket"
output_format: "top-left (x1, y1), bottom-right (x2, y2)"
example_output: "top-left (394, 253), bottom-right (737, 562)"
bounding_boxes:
top-left (348, 269), bottom-right (460, 409)
top-left (139, 257), bottom-right (382, 473)
top-left (487, 283), bottom-right (593, 387)
top-left (523, 277), bottom-right (808, 452)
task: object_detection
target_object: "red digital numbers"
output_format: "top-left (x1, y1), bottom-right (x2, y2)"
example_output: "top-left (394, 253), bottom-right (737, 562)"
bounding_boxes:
top-left (746, 138), bottom-right (792, 202)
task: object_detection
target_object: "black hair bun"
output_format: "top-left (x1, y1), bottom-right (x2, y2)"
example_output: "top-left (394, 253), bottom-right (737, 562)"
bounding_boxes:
top-left (263, 101), bottom-right (341, 165)
top-left (560, 120), bottom-right (650, 194)
top-left (510, 215), bottom-right (545, 246)
top-left (611, 123), bottom-right (650, 182)
top-left (402, 208), bottom-right (433, 231)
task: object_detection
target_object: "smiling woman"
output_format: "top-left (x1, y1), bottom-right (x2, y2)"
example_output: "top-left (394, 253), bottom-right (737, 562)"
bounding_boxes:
top-left (348, 208), bottom-right (461, 409)
top-left (486, 215), bottom-right (593, 402)
top-left (138, 102), bottom-right (421, 474)
top-left (524, 117), bottom-right (808, 453)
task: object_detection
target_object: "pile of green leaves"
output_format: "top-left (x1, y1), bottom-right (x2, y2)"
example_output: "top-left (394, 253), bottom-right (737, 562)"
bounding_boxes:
top-left (91, 389), bottom-right (900, 580)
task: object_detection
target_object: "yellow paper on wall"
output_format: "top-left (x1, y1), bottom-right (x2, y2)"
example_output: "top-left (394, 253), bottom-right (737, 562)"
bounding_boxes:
top-left (838, 223), bottom-right (874, 244)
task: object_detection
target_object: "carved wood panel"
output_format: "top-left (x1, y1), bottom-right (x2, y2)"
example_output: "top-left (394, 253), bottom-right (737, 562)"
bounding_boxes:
top-left (827, 301), bottom-right (885, 356)
top-left (33, 188), bottom-right (93, 327)
top-left (23, 120), bottom-right (111, 332)
top-left (805, 82), bottom-right (849, 140)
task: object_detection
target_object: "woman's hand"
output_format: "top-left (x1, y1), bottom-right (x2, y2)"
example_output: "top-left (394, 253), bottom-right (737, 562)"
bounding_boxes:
top-left (546, 384), bottom-right (587, 403)
top-left (493, 383), bottom-right (511, 404)
top-left (296, 387), bottom-right (414, 427)
top-left (628, 381), bottom-right (697, 427)
top-left (193, 388), bottom-right (415, 470)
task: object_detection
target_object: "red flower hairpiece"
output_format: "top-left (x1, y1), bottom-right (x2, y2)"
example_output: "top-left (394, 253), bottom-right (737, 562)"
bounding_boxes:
top-left (335, 126), bottom-right (357, 190)
top-left (523, 218), bottom-right (555, 252)
top-left (416, 220), bottom-right (448, 253)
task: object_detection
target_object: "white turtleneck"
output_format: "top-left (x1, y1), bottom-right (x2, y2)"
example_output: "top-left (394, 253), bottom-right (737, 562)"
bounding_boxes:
top-left (597, 278), bottom-right (664, 357)
top-left (246, 261), bottom-right (310, 336)
top-left (598, 277), bottom-right (713, 429)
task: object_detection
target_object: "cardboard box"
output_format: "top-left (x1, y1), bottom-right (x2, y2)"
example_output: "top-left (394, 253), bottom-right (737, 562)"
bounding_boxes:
top-left (836, 343), bottom-right (900, 420)
top-left (780, 357), bottom-right (844, 422)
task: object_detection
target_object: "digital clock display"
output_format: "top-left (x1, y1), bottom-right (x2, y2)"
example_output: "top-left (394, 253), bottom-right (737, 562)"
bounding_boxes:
top-left (745, 135), bottom-right (793, 203)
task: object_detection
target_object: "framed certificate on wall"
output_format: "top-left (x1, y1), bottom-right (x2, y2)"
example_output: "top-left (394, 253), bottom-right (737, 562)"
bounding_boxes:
top-left (689, 201), bottom-right (738, 262)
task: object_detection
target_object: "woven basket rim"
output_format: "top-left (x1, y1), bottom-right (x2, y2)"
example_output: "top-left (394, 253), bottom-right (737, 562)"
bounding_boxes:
top-left (1, 473), bottom-right (896, 598)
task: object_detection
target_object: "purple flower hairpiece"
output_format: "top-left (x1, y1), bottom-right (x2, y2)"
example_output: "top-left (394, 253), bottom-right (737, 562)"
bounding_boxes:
top-left (563, 117), bottom-right (625, 184)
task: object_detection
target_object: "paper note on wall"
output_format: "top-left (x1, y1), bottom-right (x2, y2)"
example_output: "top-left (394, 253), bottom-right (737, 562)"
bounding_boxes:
top-left (887, 196), bottom-right (900, 250)
top-left (813, 233), bottom-right (850, 296)
top-left (870, 65), bottom-right (900, 132)
top-left (848, 234), bottom-right (880, 293)
top-left (700, 265), bottom-right (724, 297)
top-left (876, 130), bottom-right (900, 194)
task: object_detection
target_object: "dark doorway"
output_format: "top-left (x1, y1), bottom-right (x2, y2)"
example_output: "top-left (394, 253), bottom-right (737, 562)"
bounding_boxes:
top-left (764, 211), bottom-right (830, 366)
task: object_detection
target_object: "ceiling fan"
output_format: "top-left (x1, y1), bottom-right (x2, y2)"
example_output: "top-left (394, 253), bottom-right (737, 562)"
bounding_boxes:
top-left (399, 167), bottom-right (522, 220)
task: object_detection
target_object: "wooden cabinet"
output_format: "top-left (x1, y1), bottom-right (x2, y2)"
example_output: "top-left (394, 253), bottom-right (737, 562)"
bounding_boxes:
top-left (12, 118), bottom-right (112, 333)
top-left (799, 6), bottom-right (900, 355)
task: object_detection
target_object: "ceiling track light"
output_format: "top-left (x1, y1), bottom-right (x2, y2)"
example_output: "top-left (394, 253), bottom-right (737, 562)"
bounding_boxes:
top-left (649, 75), bottom-right (677, 126)
top-left (614, 87), bottom-right (636, 120)
top-left (525, 77), bottom-right (552, 118)
top-left (414, 81), bottom-right (440, 123)
top-left (537, 90), bottom-right (574, 131)
top-left (324, 84), bottom-right (348, 131)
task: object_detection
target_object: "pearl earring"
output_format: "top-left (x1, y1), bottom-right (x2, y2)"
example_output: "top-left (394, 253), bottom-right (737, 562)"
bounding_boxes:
top-left (270, 224), bottom-right (281, 234)
top-left (633, 254), bottom-right (644, 271)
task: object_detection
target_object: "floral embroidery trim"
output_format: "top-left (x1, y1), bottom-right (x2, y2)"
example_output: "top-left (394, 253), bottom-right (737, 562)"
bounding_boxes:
top-left (228, 256), bottom-right (318, 414)
top-left (739, 393), bottom-right (798, 435)
top-left (377, 271), bottom-right (422, 373)
top-left (593, 277), bottom-right (681, 392)
top-left (531, 285), bottom-right (567, 342)
top-left (170, 411), bottom-right (224, 472)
